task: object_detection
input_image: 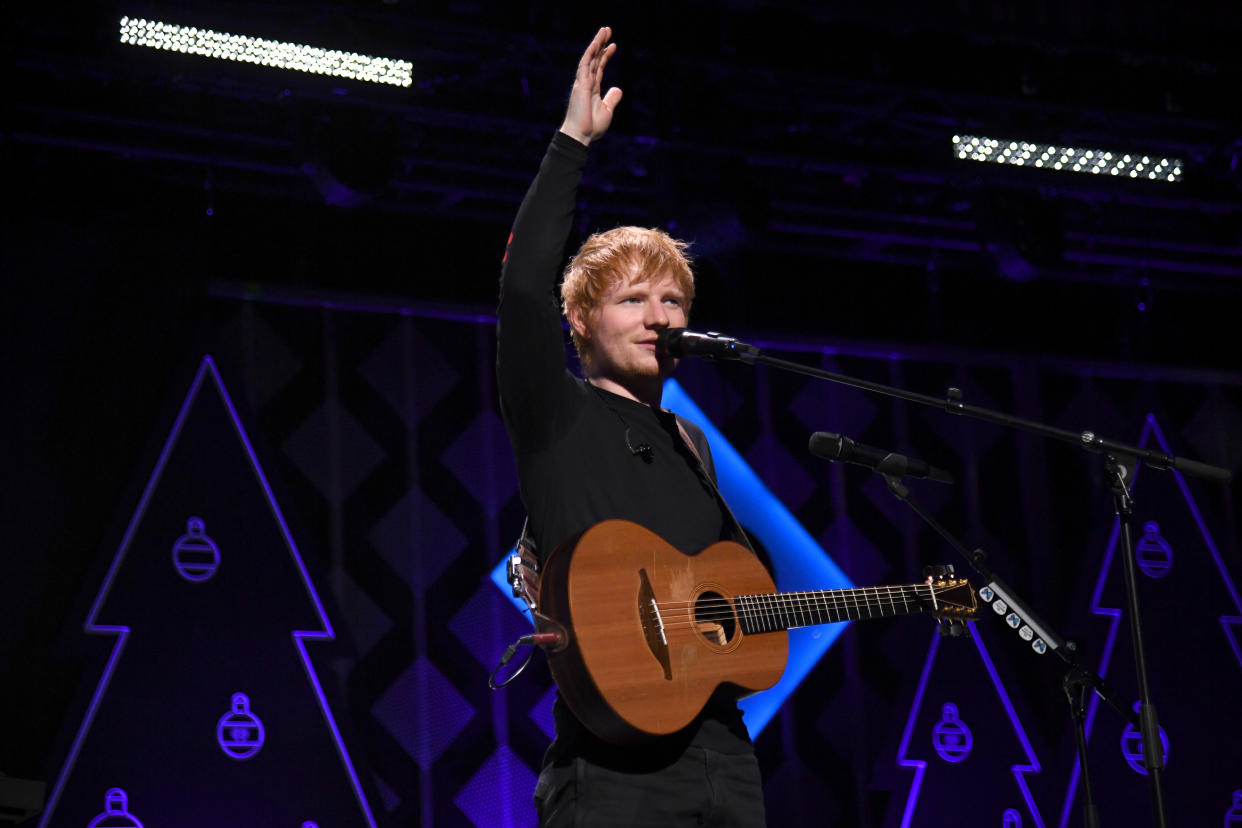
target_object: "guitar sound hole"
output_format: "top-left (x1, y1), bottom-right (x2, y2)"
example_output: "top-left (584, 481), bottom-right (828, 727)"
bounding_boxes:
top-left (694, 591), bottom-right (736, 646)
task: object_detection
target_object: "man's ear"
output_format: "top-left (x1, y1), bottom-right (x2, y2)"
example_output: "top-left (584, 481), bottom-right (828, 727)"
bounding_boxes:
top-left (567, 305), bottom-right (590, 341)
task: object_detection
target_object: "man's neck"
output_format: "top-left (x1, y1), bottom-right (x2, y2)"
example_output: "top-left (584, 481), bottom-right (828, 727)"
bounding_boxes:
top-left (586, 375), bottom-right (663, 408)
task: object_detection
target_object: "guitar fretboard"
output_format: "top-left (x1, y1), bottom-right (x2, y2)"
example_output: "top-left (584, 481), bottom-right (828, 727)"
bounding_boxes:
top-left (736, 584), bottom-right (931, 634)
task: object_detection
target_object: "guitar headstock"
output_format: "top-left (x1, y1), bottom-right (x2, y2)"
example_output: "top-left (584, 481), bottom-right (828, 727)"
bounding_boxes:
top-left (922, 565), bottom-right (978, 634)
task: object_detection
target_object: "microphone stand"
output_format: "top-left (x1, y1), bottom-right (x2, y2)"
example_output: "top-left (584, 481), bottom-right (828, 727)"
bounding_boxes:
top-left (881, 471), bottom-right (1127, 828)
top-left (703, 341), bottom-right (1232, 827)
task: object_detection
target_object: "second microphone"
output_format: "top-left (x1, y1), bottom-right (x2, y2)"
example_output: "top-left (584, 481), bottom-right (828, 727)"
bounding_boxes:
top-left (808, 432), bottom-right (954, 484)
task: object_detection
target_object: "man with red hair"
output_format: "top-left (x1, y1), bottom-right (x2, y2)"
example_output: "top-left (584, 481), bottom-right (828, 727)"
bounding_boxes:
top-left (497, 27), bottom-right (767, 827)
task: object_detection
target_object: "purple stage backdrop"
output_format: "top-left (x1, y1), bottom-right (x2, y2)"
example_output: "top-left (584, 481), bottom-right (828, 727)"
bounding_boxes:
top-left (39, 284), bottom-right (1242, 828)
top-left (10, 6), bottom-right (1242, 826)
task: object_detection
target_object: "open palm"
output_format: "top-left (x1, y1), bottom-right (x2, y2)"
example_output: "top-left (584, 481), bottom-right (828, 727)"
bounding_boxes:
top-left (560, 27), bottom-right (624, 146)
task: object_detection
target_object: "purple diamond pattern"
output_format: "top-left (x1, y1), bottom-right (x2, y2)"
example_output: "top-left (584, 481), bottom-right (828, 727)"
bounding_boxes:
top-left (454, 744), bottom-right (538, 828)
top-left (529, 685), bottom-right (557, 740)
top-left (790, 357), bottom-right (880, 438)
top-left (372, 655), bottom-right (475, 771)
top-left (216, 308), bottom-right (304, 407)
top-left (373, 773), bottom-right (401, 813)
top-left (1049, 376), bottom-right (1128, 439)
top-left (448, 583), bottom-right (537, 670)
top-left (820, 515), bottom-right (889, 588)
top-left (677, 360), bottom-right (747, 422)
top-left (368, 488), bottom-right (466, 594)
top-left (283, 400), bottom-right (385, 503)
top-left (440, 409), bottom-right (519, 517)
top-left (745, 429), bottom-right (817, 511)
top-left (359, 321), bottom-right (459, 428)
top-left (338, 571), bottom-right (393, 660)
top-left (923, 373), bottom-right (1006, 455)
top-left (861, 460), bottom-right (953, 523)
top-left (1182, 391), bottom-right (1242, 476)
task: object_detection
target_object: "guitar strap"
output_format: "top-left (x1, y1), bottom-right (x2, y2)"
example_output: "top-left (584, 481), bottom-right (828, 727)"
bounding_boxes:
top-left (510, 518), bottom-right (569, 649)
top-left (509, 518), bottom-right (541, 609)
top-left (509, 409), bottom-right (755, 610)
top-left (673, 415), bottom-right (755, 553)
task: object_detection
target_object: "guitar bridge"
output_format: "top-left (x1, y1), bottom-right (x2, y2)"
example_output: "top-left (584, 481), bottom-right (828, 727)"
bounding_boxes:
top-left (637, 568), bottom-right (672, 681)
top-left (649, 598), bottom-right (667, 645)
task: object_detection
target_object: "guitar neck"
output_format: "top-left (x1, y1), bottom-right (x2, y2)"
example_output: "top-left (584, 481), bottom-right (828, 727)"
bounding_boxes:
top-left (736, 584), bottom-right (935, 634)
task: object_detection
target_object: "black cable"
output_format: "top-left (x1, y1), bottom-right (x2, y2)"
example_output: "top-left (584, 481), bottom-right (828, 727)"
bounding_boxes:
top-left (488, 634), bottom-right (538, 689)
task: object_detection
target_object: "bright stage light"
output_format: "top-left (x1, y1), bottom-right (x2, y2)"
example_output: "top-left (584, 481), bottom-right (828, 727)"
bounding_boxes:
top-left (119, 16), bottom-right (413, 87)
top-left (952, 134), bottom-right (1182, 182)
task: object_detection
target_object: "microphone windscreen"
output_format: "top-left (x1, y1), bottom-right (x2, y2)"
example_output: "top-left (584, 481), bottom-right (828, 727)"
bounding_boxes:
top-left (656, 328), bottom-right (685, 358)
top-left (808, 432), bottom-right (845, 460)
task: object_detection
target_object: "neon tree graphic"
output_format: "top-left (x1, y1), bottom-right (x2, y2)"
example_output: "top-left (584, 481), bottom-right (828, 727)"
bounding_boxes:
top-left (491, 378), bottom-right (855, 739)
top-left (1058, 414), bottom-right (1242, 828)
top-left (38, 356), bottom-right (377, 827)
top-left (895, 623), bottom-right (1044, 828)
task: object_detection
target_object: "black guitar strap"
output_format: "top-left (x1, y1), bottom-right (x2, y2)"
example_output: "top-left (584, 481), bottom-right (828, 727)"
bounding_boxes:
top-left (508, 412), bottom-right (754, 611)
top-left (673, 415), bottom-right (754, 553)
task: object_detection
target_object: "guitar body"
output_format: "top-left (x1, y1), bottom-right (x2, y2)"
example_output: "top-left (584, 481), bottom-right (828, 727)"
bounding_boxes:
top-left (539, 520), bottom-right (786, 744)
top-left (535, 520), bottom-right (977, 744)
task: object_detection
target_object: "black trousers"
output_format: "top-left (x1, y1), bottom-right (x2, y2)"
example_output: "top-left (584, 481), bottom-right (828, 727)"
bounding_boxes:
top-left (534, 745), bottom-right (767, 827)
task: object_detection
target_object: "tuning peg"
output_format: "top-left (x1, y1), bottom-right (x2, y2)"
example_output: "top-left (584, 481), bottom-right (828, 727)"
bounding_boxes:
top-left (938, 620), bottom-right (966, 637)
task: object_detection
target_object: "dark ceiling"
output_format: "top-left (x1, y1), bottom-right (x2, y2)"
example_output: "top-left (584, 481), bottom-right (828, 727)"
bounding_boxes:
top-left (9, 0), bottom-right (1242, 366)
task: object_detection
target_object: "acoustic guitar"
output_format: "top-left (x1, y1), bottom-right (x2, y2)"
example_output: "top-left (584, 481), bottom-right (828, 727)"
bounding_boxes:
top-left (535, 519), bottom-right (977, 744)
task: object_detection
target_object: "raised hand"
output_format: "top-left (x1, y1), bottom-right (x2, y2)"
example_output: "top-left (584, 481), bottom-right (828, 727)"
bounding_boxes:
top-left (559, 27), bottom-right (623, 147)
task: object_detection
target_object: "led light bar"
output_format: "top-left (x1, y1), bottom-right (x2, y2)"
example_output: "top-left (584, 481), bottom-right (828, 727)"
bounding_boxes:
top-left (119, 16), bottom-right (412, 87)
top-left (953, 134), bottom-right (1182, 182)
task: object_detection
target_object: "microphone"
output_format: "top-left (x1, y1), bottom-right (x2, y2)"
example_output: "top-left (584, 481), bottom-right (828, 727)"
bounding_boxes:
top-left (630, 442), bottom-right (654, 461)
top-left (808, 432), bottom-right (954, 484)
top-left (656, 328), bottom-right (760, 361)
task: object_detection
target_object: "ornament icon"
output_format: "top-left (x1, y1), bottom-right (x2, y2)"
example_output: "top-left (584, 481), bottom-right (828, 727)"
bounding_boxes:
top-left (86, 788), bottom-right (144, 828)
top-left (1225, 790), bottom-right (1242, 826)
top-left (171, 517), bottom-right (220, 582)
top-left (1135, 521), bottom-right (1173, 579)
top-left (1120, 700), bottom-right (1169, 775)
top-left (217, 692), bottom-right (266, 760)
top-left (932, 702), bottom-right (974, 763)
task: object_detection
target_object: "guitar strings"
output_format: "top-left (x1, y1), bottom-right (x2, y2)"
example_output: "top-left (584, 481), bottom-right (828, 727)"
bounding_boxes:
top-left (657, 601), bottom-right (948, 620)
top-left (653, 584), bottom-right (937, 609)
top-left (647, 585), bottom-right (972, 628)
top-left (656, 603), bottom-right (971, 629)
top-left (653, 585), bottom-right (942, 613)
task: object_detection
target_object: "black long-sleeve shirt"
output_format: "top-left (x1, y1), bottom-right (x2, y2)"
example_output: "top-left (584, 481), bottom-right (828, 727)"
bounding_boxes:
top-left (497, 131), bottom-right (752, 766)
